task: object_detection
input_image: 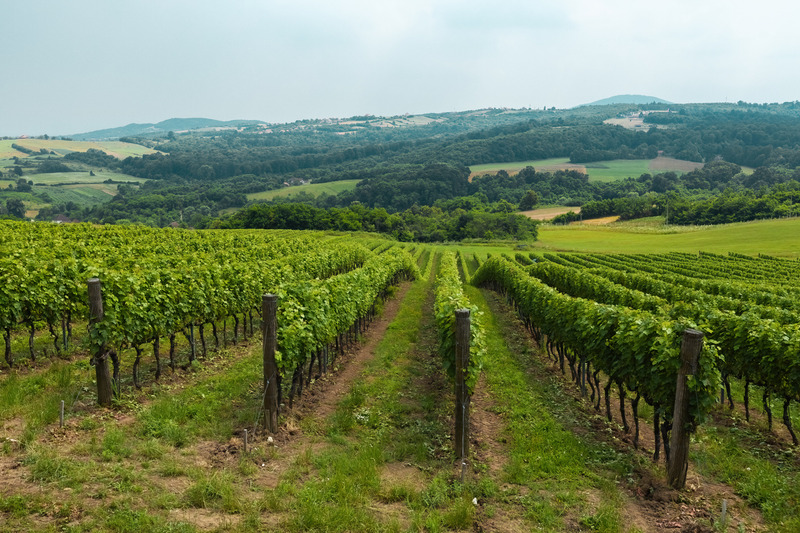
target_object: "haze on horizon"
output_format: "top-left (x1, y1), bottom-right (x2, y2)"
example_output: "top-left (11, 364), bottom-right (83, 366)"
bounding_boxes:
top-left (2, 0), bottom-right (799, 137)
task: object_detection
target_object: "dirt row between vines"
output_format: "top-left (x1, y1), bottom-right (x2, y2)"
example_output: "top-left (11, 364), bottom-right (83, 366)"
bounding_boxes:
top-left (475, 289), bottom-right (767, 532)
top-left (0, 280), bottom-right (418, 531)
top-left (1, 264), bottom-right (776, 531)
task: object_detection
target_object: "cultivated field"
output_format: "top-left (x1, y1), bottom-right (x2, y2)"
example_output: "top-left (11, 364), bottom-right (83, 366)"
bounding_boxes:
top-left (246, 180), bottom-right (360, 201)
top-left (470, 157), bottom-right (706, 182)
top-left (2, 221), bottom-right (800, 531)
top-left (535, 216), bottom-right (800, 256)
top-left (0, 139), bottom-right (160, 159)
top-left (518, 205), bottom-right (580, 220)
top-left (28, 171), bottom-right (148, 185)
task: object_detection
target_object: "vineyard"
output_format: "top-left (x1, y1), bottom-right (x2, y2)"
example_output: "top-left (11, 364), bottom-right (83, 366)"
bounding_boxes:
top-left (1, 221), bottom-right (800, 531)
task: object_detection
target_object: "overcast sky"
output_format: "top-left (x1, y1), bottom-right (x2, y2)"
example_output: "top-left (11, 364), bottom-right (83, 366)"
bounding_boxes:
top-left (2, 0), bottom-right (799, 137)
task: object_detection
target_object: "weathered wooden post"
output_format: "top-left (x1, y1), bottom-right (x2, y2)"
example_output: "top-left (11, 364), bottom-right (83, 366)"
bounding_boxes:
top-left (667, 328), bottom-right (704, 489)
top-left (262, 294), bottom-right (279, 433)
top-left (455, 309), bottom-right (471, 462)
top-left (87, 278), bottom-right (114, 407)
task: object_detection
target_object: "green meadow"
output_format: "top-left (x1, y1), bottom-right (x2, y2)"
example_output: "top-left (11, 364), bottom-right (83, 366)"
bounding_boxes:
top-left (470, 157), bottom-right (705, 182)
top-left (582, 160), bottom-right (653, 182)
top-left (469, 158), bottom-right (574, 175)
top-left (246, 179), bottom-right (360, 201)
top-left (534, 217), bottom-right (800, 257)
top-left (36, 184), bottom-right (119, 206)
top-left (28, 171), bottom-right (148, 185)
top-left (0, 139), bottom-right (160, 159)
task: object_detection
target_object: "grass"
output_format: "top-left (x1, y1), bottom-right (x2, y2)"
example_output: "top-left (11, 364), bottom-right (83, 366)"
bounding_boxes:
top-left (4, 233), bottom-right (800, 529)
top-left (583, 160), bottom-right (653, 182)
top-left (29, 171), bottom-right (148, 185)
top-left (470, 157), bottom-right (572, 174)
top-left (0, 359), bottom-right (93, 446)
top-left (470, 157), bottom-right (704, 182)
top-left (263, 254), bottom-right (456, 531)
top-left (536, 216), bottom-right (800, 257)
top-left (34, 183), bottom-right (119, 207)
top-left (465, 285), bottom-right (634, 531)
top-left (246, 180), bottom-right (360, 201)
top-left (137, 347), bottom-right (263, 446)
top-left (692, 423), bottom-right (800, 531)
top-left (0, 139), bottom-right (160, 160)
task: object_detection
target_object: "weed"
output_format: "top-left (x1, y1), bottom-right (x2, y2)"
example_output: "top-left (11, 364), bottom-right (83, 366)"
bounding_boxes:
top-left (185, 470), bottom-right (242, 512)
top-left (101, 427), bottom-right (133, 461)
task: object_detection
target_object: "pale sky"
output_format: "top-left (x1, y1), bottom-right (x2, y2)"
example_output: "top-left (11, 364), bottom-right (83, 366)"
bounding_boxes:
top-left (2, 0), bottom-right (799, 137)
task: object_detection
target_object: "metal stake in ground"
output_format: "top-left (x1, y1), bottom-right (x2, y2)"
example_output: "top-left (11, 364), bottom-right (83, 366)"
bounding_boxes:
top-left (455, 309), bottom-right (471, 462)
top-left (262, 294), bottom-right (279, 433)
top-left (667, 328), bottom-right (704, 489)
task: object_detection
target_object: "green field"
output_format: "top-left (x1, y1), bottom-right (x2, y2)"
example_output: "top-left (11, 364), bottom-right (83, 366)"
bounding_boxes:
top-left (246, 179), bottom-right (360, 201)
top-left (470, 157), bottom-right (705, 182)
top-left (0, 139), bottom-right (160, 159)
top-left (28, 171), bottom-right (148, 185)
top-left (582, 160), bottom-right (653, 182)
top-left (35, 184), bottom-right (119, 205)
top-left (469, 158), bottom-right (574, 175)
top-left (533, 217), bottom-right (800, 257)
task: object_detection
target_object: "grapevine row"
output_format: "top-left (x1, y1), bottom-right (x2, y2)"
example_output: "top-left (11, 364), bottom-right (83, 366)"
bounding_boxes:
top-left (433, 251), bottom-right (485, 394)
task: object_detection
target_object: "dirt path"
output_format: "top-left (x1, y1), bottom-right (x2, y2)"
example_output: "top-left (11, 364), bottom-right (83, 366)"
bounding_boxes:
top-left (478, 289), bottom-right (766, 532)
top-left (201, 281), bottom-right (417, 493)
top-left (289, 282), bottom-right (413, 423)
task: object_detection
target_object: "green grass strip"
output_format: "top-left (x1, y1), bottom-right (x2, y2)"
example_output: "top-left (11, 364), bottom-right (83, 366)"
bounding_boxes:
top-left (465, 285), bottom-right (635, 532)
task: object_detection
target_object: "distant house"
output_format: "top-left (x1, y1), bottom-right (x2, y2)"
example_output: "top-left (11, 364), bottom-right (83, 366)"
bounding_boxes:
top-left (51, 214), bottom-right (72, 224)
top-left (168, 221), bottom-right (180, 228)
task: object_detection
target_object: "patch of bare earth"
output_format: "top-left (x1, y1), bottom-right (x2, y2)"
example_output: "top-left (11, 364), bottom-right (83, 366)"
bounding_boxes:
top-left (649, 156), bottom-right (703, 173)
top-left (0, 287), bottom-right (414, 531)
top-left (168, 508), bottom-right (240, 530)
top-left (575, 215), bottom-right (621, 225)
top-left (195, 282), bottom-right (415, 483)
top-left (520, 206), bottom-right (581, 221)
top-left (481, 290), bottom-right (766, 532)
top-left (470, 373), bottom-right (507, 478)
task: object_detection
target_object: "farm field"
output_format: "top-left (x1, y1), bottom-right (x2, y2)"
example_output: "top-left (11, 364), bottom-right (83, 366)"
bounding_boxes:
top-left (470, 157), bottom-right (706, 182)
top-left (28, 171), bottom-right (149, 185)
top-left (2, 222), bottom-right (800, 531)
top-left (534, 217), bottom-right (800, 257)
top-left (2, 172), bottom-right (149, 218)
top-left (0, 139), bottom-right (160, 160)
top-left (518, 205), bottom-right (579, 220)
top-left (246, 179), bottom-right (360, 201)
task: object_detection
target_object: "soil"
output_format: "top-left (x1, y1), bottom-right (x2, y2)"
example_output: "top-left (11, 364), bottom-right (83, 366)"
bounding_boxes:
top-left (1, 273), bottom-right (783, 532)
top-left (191, 281), bottom-right (416, 485)
top-left (478, 289), bottom-right (767, 532)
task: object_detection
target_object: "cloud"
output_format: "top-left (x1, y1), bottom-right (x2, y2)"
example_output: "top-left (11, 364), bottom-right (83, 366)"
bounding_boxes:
top-left (2, 0), bottom-right (800, 135)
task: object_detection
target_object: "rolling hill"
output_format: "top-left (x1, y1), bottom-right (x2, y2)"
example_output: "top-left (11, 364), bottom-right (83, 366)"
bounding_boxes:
top-left (579, 94), bottom-right (672, 106)
top-left (70, 118), bottom-right (266, 141)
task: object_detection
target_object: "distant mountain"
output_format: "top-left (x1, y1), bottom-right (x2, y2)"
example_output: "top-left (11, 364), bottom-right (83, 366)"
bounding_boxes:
top-left (579, 95), bottom-right (672, 107)
top-left (70, 118), bottom-right (265, 141)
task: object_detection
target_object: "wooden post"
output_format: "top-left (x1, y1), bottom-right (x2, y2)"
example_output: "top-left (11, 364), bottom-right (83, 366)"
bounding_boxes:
top-left (87, 278), bottom-right (114, 407)
top-left (262, 294), bottom-right (279, 433)
top-left (455, 309), bottom-right (471, 462)
top-left (667, 328), bottom-right (704, 489)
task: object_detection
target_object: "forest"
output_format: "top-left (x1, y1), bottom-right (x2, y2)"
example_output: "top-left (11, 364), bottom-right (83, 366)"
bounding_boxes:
top-left (5, 101), bottom-right (800, 232)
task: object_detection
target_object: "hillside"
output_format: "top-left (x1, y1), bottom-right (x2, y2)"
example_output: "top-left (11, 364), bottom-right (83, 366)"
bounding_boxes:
top-left (580, 94), bottom-right (672, 106)
top-left (69, 118), bottom-right (265, 141)
top-left (5, 101), bottom-right (800, 229)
